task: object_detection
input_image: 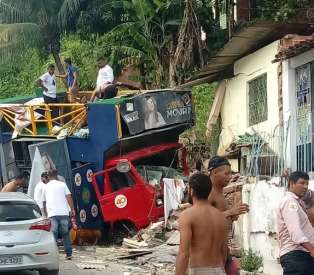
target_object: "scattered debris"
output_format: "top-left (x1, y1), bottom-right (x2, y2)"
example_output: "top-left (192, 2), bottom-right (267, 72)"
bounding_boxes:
top-left (123, 238), bottom-right (149, 249)
top-left (75, 263), bottom-right (108, 270)
top-left (166, 230), bottom-right (180, 245)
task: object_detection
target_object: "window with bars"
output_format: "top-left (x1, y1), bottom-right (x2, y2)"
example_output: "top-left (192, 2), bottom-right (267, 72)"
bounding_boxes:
top-left (248, 74), bottom-right (268, 126)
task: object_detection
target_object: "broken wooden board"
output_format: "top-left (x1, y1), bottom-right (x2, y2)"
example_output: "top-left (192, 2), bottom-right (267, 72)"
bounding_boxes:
top-left (123, 238), bottom-right (149, 249)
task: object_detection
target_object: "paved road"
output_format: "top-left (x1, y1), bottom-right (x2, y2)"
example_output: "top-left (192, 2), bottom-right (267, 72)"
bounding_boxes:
top-left (0, 255), bottom-right (124, 275)
top-left (0, 261), bottom-right (122, 275)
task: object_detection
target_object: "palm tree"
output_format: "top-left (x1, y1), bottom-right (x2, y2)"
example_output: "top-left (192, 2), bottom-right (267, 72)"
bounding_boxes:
top-left (0, 0), bottom-right (81, 73)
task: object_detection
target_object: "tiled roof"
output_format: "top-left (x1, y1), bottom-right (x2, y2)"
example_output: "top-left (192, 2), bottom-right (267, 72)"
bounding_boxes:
top-left (273, 34), bottom-right (314, 62)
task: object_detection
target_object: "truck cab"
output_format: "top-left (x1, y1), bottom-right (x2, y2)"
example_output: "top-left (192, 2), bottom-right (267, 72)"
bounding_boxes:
top-left (92, 143), bottom-right (188, 233)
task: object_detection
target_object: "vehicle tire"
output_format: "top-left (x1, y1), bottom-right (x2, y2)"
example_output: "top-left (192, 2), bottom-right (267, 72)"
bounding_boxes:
top-left (39, 269), bottom-right (59, 275)
top-left (112, 221), bottom-right (136, 245)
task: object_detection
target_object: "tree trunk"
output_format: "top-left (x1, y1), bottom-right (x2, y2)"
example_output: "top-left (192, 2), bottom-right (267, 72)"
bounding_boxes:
top-left (215, 0), bottom-right (220, 23)
top-left (52, 51), bottom-right (65, 75)
top-left (52, 50), bottom-right (67, 87)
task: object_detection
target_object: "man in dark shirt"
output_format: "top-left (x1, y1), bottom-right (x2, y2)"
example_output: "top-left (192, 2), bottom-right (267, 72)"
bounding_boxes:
top-left (57, 58), bottom-right (79, 102)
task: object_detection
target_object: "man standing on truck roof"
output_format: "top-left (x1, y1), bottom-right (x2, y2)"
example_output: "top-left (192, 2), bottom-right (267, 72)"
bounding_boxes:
top-left (1, 175), bottom-right (24, 192)
top-left (207, 156), bottom-right (249, 275)
top-left (90, 56), bottom-right (114, 101)
top-left (56, 58), bottom-right (79, 103)
top-left (36, 64), bottom-right (59, 119)
top-left (42, 169), bottom-right (75, 260)
top-left (176, 172), bottom-right (227, 275)
top-left (36, 64), bottom-right (57, 104)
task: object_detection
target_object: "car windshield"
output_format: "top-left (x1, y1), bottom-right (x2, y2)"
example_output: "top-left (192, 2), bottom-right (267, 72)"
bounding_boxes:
top-left (0, 201), bottom-right (41, 222)
top-left (136, 165), bottom-right (185, 186)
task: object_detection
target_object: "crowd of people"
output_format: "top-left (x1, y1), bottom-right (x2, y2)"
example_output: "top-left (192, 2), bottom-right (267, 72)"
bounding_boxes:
top-left (175, 157), bottom-right (314, 275)
top-left (1, 154), bottom-right (314, 273)
top-left (36, 56), bottom-right (116, 104)
top-left (36, 56), bottom-right (141, 107)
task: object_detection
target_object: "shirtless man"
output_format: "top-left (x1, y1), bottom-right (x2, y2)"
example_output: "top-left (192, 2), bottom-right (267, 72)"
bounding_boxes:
top-left (208, 156), bottom-right (249, 218)
top-left (1, 175), bottom-right (24, 192)
top-left (176, 172), bottom-right (228, 275)
top-left (207, 156), bottom-right (249, 274)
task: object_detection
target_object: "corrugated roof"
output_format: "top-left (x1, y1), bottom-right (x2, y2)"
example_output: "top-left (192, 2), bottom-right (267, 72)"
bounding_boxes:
top-left (273, 34), bottom-right (314, 62)
top-left (180, 21), bottom-right (314, 88)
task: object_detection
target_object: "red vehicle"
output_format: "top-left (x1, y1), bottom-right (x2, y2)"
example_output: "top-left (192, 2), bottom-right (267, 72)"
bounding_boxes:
top-left (92, 142), bottom-right (188, 241)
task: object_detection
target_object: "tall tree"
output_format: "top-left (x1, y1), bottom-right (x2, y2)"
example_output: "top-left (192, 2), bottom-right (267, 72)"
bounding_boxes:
top-left (0, 0), bottom-right (81, 73)
top-left (99, 0), bottom-right (184, 88)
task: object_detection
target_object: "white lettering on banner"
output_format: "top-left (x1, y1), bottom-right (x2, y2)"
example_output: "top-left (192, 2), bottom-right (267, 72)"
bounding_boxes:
top-left (124, 111), bottom-right (139, 123)
top-left (115, 194), bottom-right (128, 208)
top-left (166, 106), bottom-right (192, 118)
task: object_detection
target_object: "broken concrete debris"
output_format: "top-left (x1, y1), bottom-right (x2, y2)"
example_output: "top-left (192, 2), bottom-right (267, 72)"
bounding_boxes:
top-left (73, 211), bottom-right (181, 273)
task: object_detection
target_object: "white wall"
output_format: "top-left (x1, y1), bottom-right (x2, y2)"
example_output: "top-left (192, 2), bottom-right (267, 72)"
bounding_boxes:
top-left (236, 180), bottom-right (314, 260)
top-left (219, 41), bottom-right (280, 154)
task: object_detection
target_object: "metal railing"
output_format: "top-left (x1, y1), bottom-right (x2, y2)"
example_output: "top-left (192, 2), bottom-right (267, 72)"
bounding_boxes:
top-left (0, 103), bottom-right (87, 137)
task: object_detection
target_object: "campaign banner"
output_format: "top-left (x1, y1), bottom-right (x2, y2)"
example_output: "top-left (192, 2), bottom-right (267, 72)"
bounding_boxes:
top-left (120, 90), bottom-right (193, 135)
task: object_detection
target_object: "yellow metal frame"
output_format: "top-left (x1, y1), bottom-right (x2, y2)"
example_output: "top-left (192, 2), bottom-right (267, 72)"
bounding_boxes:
top-left (0, 103), bottom-right (86, 137)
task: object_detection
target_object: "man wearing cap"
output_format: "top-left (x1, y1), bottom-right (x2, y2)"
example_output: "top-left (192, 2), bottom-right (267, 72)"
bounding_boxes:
top-left (207, 156), bottom-right (249, 275)
top-left (278, 171), bottom-right (314, 274)
top-left (207, 156), bottom-right (249, 222)
top-left (34, 172), bottom-right (49, 216)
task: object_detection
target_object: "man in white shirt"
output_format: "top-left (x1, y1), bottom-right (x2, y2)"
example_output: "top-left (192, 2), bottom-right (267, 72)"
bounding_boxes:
top-left (90, 57), bottom-right (114, 101)
top-left (42, 169), bottom-right (75, 260)
top-left (34, 172), bottom-right (49, 215)
top-left (36, 64), bottom-right (57, 104)
top-left (36, 64), bottom-right (59, 118)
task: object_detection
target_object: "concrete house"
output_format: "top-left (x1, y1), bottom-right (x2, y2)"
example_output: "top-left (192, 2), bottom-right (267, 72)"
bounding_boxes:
top-left (203, 28), bottom-right (314, 178)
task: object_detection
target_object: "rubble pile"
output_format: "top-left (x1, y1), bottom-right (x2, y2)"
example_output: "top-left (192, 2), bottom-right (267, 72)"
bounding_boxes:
top-left (72, 210), bottom-right (182, 274)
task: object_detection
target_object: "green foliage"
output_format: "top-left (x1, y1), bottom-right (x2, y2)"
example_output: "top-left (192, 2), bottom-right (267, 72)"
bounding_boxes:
top-left (182, 83), bottom-right (221, 165)
top-left (240, 249), bottom-right (263, 274)
top-left (0, 48), bottom-right (45, 99)
top-left (58, 34), bottom-right (98, 90)
top-left (95, 0), bottom-right (184, 88)
top-left (256, 0), bottom-right (310, 21)
top-left (0, 0), bottom-right (82, 67)
top-left (76, 0), bottom-right (126, 38)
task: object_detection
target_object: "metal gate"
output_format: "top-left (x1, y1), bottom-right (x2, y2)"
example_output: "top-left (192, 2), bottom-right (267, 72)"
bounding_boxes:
top-left (296, 63), bottom-right (313, 172)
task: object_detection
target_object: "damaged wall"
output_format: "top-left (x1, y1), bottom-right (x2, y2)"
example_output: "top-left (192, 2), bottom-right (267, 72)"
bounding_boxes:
top-left (219, 41), bottom-right (280, 155)
top-left (232, 180), bottom-right (314, 260)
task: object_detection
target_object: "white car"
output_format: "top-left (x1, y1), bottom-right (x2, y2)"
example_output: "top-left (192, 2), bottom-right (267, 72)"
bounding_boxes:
top-left (0, 192), bottom-right (59, 275)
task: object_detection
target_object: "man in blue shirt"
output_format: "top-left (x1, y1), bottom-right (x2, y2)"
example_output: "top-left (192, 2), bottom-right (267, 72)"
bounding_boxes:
top-left (57, 58), bottom-right (79, 102)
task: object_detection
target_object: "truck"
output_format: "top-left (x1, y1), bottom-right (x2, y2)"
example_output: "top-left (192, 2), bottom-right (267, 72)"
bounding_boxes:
top-left (0, 88), bottom-right (194, 243)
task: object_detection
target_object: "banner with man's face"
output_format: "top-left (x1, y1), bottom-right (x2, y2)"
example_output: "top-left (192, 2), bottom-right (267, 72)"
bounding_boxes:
top-left (119, 90), bottom-right (194, 135)
top-left (29, 140), bottom-right (71, 187)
